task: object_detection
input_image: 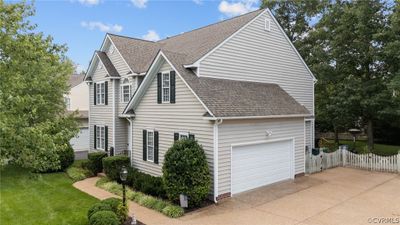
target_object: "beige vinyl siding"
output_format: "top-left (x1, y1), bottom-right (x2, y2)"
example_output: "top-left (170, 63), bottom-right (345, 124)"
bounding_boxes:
top-left (89, 62), bottom-right (114, 151)
top-left (132, 62), bottom-right (214, 181)
top-left (305, 120), bottom-right (312, 151)
top-left (217, 118), bottom-right (305, 195)
top-left (200, 10), bottom-right (314, 114)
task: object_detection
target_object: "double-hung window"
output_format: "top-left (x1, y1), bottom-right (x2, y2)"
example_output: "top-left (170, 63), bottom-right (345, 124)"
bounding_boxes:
top-left (162, 72), bottom-right (170, 103)
top-left (147, 130), bottom-right (154, 162)
top-left (96, 82), bottom-right (105, 105)
top-left (96, 126), bottom-right (105, 150)
top-left (179, 132), bottom-right (189, 140)
top-left (121, 84), bottom-right (131, 103)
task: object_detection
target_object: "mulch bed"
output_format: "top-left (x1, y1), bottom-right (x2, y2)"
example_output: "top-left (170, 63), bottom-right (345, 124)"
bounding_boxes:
top-left (123, 217), bottom-right (145, 225)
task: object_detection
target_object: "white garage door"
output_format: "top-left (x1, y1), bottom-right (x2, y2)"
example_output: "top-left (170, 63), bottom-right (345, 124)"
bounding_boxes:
top-left (232, 139), bottom-right (294, 194)
top-left (70, 127), bottom-right (89, 152)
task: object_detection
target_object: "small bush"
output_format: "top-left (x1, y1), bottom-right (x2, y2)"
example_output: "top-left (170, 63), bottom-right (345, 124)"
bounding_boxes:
top-left (128, 168), bottom-right (166, 198)
top-left (163, 139), bottom-right (211, 207)
top-left (162, 205), bottom-right (185, 218)
top-left (58, 144), bottom-right (75, 170)
top-left (101, 198), bottom-right (127, 223)
top-left (87, 202), bottom-right (112, 219)
top-left (116, 203), bottom-right (128, 224)
top-left (88, 152), bottom-right (107, 174)
top-left (66, 167), bottom-right (87, 182)
top-left (102, 156), bottom-right (130, 181)
top-left (101, 198), bottom-right (121, 212)
top-left (89, 211), bottom-right (119, 225)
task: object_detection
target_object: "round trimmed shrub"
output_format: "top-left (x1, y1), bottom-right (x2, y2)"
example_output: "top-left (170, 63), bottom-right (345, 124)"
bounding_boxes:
top-left (101, 198), bottom-right (121, 212)
top-left (87, 202), bottom-right (112, 219)
top-left (58, 144), bottom-right (74, 171)
top-left (162, 139), bottom-right (211, 207)
top-left (89, 210), bottom-right (119, 225)
top-left (102, 156), bottom-right (130, 181)
top-left (88, 152), bottom-right (108, 174)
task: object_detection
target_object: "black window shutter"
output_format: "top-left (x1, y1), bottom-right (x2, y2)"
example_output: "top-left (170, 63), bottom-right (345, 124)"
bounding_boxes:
top-left (154, 131), bottom-right (159, 164)
top-left (104, 81), bottom-right (108, 105)
top-left (157, 73), bottom-right (162, 104)
top-left (189, 133), bottom-right (195, 140)
top-left (93, 83), bottom-right (97, 105)
top-left (170, 71), bottom-right (176, 103)
top-left (105, 126), bottom-right (108, 151)
top-left (94, 125), bottom-right (97, 149)
top-left (143, 130), bottom-right (147, 161)
top-left (174, 133), bottom-right (179, 142)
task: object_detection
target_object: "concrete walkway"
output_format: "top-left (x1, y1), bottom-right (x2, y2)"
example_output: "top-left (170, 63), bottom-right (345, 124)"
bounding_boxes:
top-left (74, 168), bottom-right (400, 225)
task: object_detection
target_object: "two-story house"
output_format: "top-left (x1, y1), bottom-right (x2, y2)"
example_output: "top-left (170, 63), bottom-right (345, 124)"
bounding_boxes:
top-left (84, 9), bottom-right (316, 202)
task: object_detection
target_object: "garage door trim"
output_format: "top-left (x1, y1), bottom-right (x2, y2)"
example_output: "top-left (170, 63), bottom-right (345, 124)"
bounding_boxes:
top-left (230, 137), bottom-right (295, 196)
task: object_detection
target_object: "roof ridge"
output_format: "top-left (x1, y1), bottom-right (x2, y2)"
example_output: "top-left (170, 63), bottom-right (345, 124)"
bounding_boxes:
top-left (157, 9), bottom-right (264, 42)
top-left (107, 33), bottom-right (156, 43)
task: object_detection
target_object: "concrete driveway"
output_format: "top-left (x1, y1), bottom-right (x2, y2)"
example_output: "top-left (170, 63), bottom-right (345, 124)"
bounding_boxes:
top-left (179, 167), bottom-right (399, 225)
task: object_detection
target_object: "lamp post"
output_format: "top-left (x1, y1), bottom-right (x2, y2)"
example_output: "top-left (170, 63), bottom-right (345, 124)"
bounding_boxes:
top-left (120, 166), bottom-right (128, 206)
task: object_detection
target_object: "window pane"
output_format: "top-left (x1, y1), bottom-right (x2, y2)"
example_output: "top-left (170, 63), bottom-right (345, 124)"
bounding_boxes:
top-left (179, 134), bottom-right (188, 140)
top-left (147, 131), bottom-right (154, 161)
top-left (123, 85), bottom-right (130, 102)
top-left (163, 88), bottom-right (170, 102)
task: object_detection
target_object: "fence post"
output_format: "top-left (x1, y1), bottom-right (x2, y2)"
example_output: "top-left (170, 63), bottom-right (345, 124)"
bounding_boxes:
top-left (341, 146), bottom-right (347, 167)
top-left (397, 151), bottom-right (400, 173)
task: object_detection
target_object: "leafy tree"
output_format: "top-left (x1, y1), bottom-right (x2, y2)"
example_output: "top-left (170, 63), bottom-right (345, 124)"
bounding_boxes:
top-left (0, 2), bottom-right (78, 171)
top-left (261, 0), bottom-right (328, 57)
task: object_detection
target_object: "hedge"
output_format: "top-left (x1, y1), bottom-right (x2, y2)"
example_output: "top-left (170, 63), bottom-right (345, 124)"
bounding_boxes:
top-left (102, 156), bottom-right (130, 181)
top-left (128, 168), bottom-right (166, 198)
top-left (88, 152), bottom-right (107, 174)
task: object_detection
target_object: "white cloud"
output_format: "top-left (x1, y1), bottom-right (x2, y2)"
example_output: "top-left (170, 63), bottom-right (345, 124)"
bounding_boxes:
top-left (81, 21), bottom-right (123, 33)
top-left (193, 0), bottom-right (203, 5)
top-left (142, 30), bottom-right (160, 41)
top-left (218, 0), bottom-right (258, 17)
top-left (77, 0), bottom-right (100, 6)
top-left (131, 0), bottom-right (148, 8)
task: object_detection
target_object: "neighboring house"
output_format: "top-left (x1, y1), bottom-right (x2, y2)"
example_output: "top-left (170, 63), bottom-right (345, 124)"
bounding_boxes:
top-left (66, 74), bottom-right (90, 159)
top-left (84, 9), bottom-right (315, 201)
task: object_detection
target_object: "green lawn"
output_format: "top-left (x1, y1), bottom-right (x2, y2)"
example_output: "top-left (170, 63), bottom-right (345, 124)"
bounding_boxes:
top-left (338, 140), bottom-right (400, 156)
top-left (0, 165), bottom-right (99, 225)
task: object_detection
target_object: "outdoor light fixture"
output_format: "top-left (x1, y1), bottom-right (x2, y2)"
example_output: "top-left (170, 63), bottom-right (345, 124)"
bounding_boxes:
top-left (120, 166), bottom-right (128, 206)
top-left (265, 130), bottom-right (273, 137)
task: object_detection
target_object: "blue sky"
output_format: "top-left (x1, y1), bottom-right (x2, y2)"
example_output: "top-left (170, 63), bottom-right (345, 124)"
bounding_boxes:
top-left (20, 0), bottom-right (260, 73)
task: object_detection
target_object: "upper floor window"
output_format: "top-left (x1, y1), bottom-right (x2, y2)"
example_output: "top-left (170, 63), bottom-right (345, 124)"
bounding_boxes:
top-left (162, 72), bottom-right (170, 103)
top-left (120, 78), bottom-right (132, 103)
top-left (96, 82), bottom-right (105, 105)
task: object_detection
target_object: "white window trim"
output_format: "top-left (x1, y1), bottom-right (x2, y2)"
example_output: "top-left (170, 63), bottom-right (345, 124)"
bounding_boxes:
top-left (96, 125), bottom-right (105, 150)
top-left (96, 81), bottom-right (106, 105)
top-left (265, 18), bottom-right (271, 31)
top-left (161, 71), bottom-right (170, 103)
top-left (178, 132), bottom-right (189, 140)
top-left (109, 44), bottom-right (115, 54)
top-left (120, 83), bottom-right (131, 103)
top-left (146, 130), bottom-right (154, 162)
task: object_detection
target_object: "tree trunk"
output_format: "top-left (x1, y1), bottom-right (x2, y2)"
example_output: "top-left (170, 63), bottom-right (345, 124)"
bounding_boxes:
top-left (334, 127), bottom-right (339, 145)
top-left (367, 119), bottom-right (374, 152)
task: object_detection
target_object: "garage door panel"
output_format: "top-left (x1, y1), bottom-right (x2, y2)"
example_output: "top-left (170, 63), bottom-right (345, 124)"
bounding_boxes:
top-left (232, 139), bottom-right (293, 194)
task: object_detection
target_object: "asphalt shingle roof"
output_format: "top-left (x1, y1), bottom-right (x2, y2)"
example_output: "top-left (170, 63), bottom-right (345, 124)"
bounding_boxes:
top-left (162, 50), bottom-right (310, 117)
top-left (108, 9), bottom-right (264, 74)
top-left (96, 51), bottom-right (119, 77)
top-left (105, 9), bottom-right (311, 117)
top-left (69, 74), bottom-right (85, 88)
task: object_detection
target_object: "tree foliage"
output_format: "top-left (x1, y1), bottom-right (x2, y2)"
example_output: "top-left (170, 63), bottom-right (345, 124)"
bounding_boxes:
top-left (264, 0), bottom-right (400, 149)
top-left (0, 2), bottom-right (78, 171)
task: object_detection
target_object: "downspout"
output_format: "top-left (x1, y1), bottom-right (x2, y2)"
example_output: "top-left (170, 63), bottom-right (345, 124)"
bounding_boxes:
top-left (125, 117), bottom-right (134, 166)
top-left (112, 80), bottom-right (116, 153)
top-left (213, 118), bottom-right (223, 203)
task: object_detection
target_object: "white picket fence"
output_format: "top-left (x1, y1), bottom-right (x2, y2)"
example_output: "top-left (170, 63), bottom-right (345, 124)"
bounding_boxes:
top-left (306, 146), bottom-right (400, 174)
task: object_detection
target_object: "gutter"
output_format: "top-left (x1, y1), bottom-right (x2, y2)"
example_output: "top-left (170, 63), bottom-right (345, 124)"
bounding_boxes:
top-left (213, 119), bottom-right (223, 203)
top-left (204, 114), bottom-right (311, 121)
